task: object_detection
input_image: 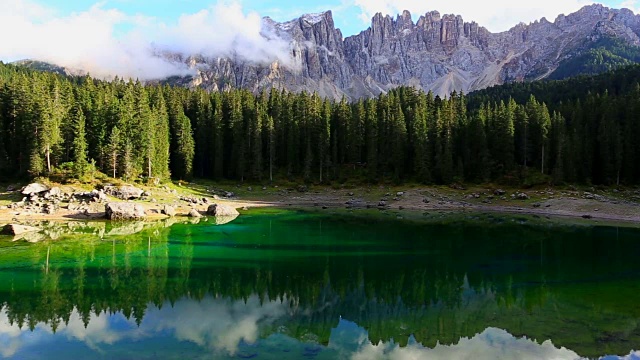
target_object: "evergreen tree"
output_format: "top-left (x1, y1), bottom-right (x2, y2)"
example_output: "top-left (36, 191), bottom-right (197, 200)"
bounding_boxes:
top-left (70, 105), bottom-right (89, 178)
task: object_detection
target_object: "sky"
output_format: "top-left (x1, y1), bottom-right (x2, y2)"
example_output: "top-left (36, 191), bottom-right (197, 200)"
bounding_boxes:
top-left (1, 0), bottom-right (637, 79)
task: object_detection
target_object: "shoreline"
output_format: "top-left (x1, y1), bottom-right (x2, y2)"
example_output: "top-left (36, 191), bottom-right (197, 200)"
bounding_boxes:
top-left (1, 184), bottom-right (638, 227)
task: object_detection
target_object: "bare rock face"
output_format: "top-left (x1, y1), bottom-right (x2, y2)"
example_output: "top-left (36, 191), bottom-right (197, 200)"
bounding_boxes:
top-left (105, 203), bottom-right (146, 220)
top-left (206, 203), bottom-right (240, 217)
top-left (103, 186), bottom-right (144, 200)
top-left (1, 224), bottom-right (40, 236)
top-left (172, 4), bottom-right (640, 98)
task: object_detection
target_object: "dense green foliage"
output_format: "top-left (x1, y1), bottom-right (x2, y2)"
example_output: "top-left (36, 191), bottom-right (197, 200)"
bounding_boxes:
top-left (1, 61), bottom-right (639, 185)
top-left (549, 37), bottom-right (640, 80)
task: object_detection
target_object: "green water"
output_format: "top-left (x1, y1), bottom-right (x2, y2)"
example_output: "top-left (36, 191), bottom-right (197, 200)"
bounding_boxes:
top-left (0, 209), bottom-right (639, 359)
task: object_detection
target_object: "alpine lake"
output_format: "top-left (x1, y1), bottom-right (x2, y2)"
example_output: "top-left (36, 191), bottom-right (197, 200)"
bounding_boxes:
top-left (1, 208), bottom-right (639, 360)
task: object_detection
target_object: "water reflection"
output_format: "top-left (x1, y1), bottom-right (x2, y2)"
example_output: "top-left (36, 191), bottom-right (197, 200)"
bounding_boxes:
top-left (1, 210), bottom-right (640, 359)
top-left (1, 296), bottom-right (637, 360)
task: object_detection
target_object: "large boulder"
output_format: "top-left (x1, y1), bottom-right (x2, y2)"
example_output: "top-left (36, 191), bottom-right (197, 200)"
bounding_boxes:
top-left (105, 203), bottom-right (146, 220)
top-left (1, 224), bottom-right (40, 236)
top-left (21, 183), bottom-right (49, 196)
top-left (161, 205), bottom-right (176, 217)
top-left (188, 209), bottom-right (203, 218)
top-left (103, 185), bottom-right (144, 200)
top-left (206, 203), bottom-right (240, 217)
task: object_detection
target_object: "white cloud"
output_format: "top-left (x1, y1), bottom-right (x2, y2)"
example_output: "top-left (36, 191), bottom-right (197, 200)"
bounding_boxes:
top-left (0, 0), bottom-right (296, 80)
top-left (350, 327), bottom-right (581, 360)
top-left (620, 0), bottom-right (640, 13)
top-left (352, 0), bottom-right (598, 32)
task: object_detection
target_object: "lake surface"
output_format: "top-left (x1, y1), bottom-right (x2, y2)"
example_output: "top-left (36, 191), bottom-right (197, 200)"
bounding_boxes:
top-left (1, 209), bottom-right (639, 359)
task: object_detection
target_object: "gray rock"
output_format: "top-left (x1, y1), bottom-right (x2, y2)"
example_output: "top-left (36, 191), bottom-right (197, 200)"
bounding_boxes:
top-left (162, 205), bottom-right (176, 217)
top-left (21, 183), bottom-right (49, 195)
top-left (105, 203), bottom-right (146, 220)
top-left (397, 192), bottom-right (404, 197)
top-left (1, 224), bottom-right (40, 236)
top-left (164, 5), bottom-right (640, 100)
top-left (206, 203), bottom-right (240, 217)
top-left (188, 209), bottom-right (203, 218)
top-left (103, 186), bottom-right (145, 200)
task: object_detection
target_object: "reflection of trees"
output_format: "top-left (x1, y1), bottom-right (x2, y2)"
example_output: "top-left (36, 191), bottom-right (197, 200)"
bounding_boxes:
top-left (0, 216), bottom-right (639, 358)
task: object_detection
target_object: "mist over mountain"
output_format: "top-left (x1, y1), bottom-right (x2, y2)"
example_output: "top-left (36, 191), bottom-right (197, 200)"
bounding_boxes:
top-left (14, 4), bottom-right (640, 98)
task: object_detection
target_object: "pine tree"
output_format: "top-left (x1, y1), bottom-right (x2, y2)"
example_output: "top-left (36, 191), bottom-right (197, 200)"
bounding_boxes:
top-left (70, 105), bottom-right (89, 178)
top-left (106, 126), bottom-right (121, 179)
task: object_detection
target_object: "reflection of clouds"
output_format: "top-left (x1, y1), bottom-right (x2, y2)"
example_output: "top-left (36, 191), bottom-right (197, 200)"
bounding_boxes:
top-left (142, 296), bottom-right (288, 354)
top-left (0, 296), bottom-right (289, 358)
top-left (0, 310), bottom-right (23, 357)
top-left (1, 302), bottom-right (637, 360)
top-left (346, 324), bottom-right (580, 360)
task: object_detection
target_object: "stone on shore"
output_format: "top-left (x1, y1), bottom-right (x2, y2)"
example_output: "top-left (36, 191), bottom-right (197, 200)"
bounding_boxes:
top-left (105, 203), bottom-right (146, 220)
top-left (103, 185), bottom-right (145, 200)
top-left (188, 209), bottom-right (203, 218)
top-left (206, 203), bottom-right (240, 217)
top-left (161, 205), bottom-right (176, 217)
top-left (21, 183), bottom-right (49, 196)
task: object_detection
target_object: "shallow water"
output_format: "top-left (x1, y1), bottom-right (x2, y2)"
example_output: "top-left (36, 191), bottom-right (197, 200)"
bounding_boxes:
top-left (0, 209), bottom-right (639, 359)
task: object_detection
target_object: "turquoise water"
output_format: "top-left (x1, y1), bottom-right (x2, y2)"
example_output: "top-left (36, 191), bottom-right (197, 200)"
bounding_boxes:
top-left (0, 209), bottom-right (639, 359)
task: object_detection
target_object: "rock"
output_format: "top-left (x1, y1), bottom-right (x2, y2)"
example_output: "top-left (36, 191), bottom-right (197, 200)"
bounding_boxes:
top-left (582, 214), bottom-right (593, 219)
top-left (224, 192), bottom-right (235, 198)
top-left (494, 189), bottom-right (506, 196)
top-left (397, 192), bottom-right (404, 197)
top-left (516, 193), bottom-right (530, 200)
top-left (297, 185), bottom-right (308, 193)
top-left (1, 224), bottom-right (40, 236)
top-left (247, 187), bottom-right (253, 192)
top-left (105, 203), bottom-right (146, 220)
top-left (378, 201), bottom-right (387, 207)
top-left (188, 209), bottom-right (203, 218)
top-left (161, 205), bottom-right (176, 217)
top-left (21, 183), bottom-right (49, 195)
top-left (423, 198), bottom-right (430, 204)
top-left (6, 185), bottom-right (17, 192)
top-left (206, 203), bottom-right (240, 217)
top-left (532, 203), bottom-right (541, 208)
top-left (103, 185), bottom-right (145, 200)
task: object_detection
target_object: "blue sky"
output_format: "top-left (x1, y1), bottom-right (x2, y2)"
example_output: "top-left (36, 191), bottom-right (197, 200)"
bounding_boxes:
top-left (19, 0), bottom-right (638, 36)
top-left (0, 0), bottom-right (636, 79)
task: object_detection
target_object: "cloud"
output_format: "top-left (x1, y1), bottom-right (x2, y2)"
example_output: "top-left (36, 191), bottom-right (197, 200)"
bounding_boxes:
top-left (0, 0), bottom-right (296, 80)
top-left (352, 0), bottom-right (597, 32)
top-left (349, 327), bottom-right (581, 360)
top-left (619, 0), bottom-right (640, 13)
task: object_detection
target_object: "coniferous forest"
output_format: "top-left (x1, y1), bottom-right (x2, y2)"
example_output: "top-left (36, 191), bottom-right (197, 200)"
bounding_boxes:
top-left (1, 61), bottom-right (639, 186)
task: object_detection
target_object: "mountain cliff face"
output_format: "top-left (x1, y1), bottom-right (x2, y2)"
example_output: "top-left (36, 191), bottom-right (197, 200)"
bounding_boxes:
top-left (174, 4), bottom-right (640, 99)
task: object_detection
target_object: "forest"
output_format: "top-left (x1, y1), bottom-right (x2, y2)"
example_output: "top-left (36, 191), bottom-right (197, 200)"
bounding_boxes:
top-left (1, 61), bottom-right (639, 186)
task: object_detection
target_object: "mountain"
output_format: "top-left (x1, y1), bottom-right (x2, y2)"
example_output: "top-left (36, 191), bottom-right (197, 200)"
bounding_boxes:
top-left (15, 4), bottom-right (640, 99)
top-left (172, 4), bottom-right (640, 99)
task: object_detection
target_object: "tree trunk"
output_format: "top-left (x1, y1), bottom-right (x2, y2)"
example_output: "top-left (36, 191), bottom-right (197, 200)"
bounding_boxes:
top-left (269, 148), bottom-right (273, 183)
top-left (541, 144), bottom-right (545, 174)
top-left (46, 146), bottom-right (51, 173)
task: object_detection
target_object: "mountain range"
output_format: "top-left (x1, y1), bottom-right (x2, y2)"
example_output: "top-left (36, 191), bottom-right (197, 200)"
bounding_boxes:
top-left (16, 4), bottom-right (640, 99)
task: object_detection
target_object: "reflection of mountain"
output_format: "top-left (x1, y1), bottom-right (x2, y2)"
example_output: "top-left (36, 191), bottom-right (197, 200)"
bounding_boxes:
top-left (0, 298), bottom-right (591, 359)
top-left (0, 211), bottom-right (640, 358)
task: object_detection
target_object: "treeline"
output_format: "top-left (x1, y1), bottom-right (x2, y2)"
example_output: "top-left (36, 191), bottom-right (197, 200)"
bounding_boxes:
top-left (1, 62), bottom-right (639, 185)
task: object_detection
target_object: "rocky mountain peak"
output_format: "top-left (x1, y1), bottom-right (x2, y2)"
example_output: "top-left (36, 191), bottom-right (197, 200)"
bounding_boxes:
top-left (178, 4), bottom-right (640, 99)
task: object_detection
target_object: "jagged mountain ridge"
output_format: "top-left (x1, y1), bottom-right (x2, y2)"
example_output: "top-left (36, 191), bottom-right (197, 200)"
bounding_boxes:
top-left (177, 4), bottom-right (640, 99)
top-left (13, 4), bottom-right (640, 99)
